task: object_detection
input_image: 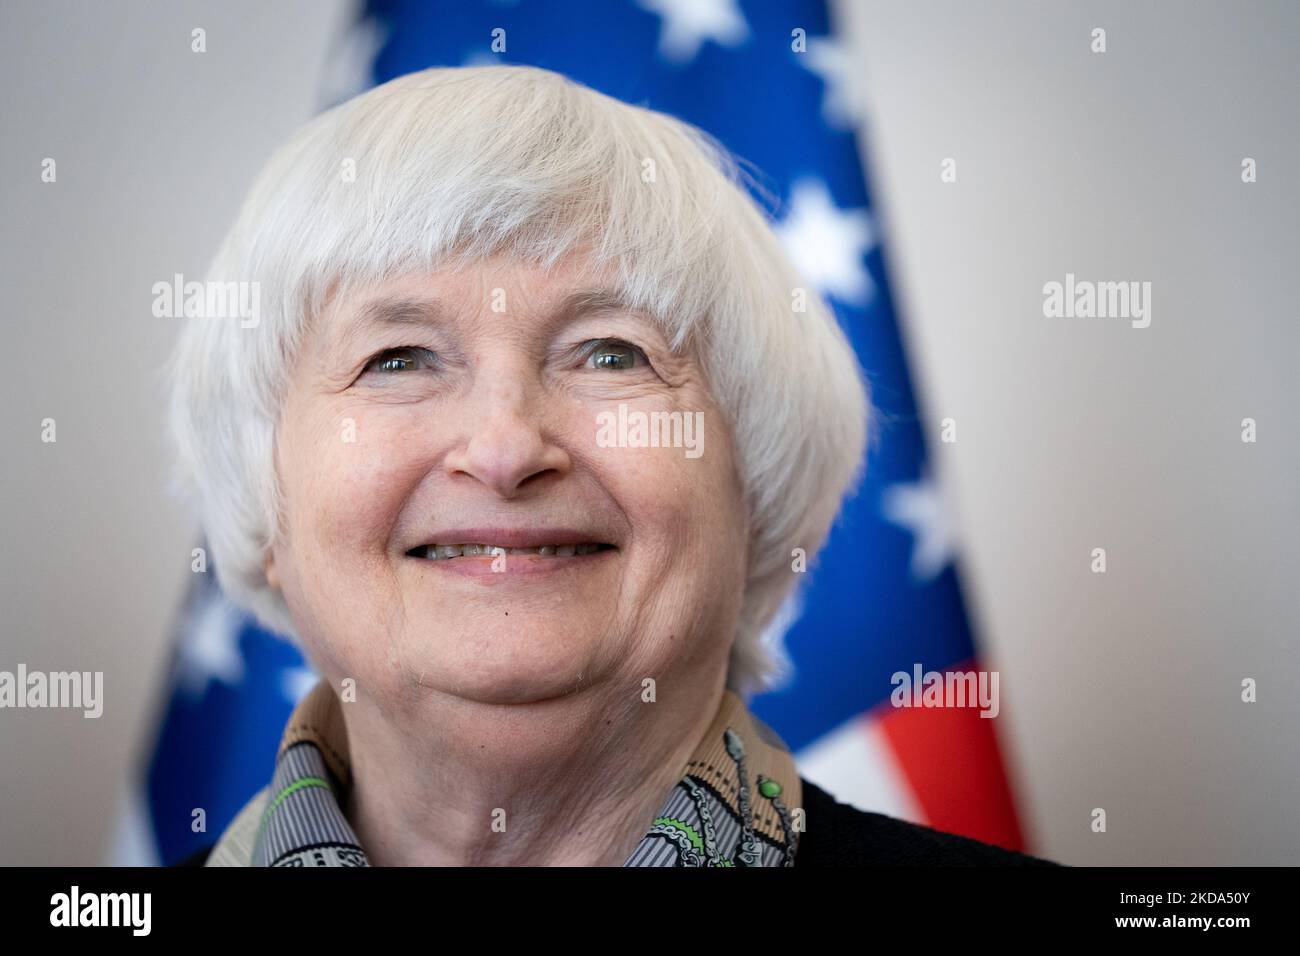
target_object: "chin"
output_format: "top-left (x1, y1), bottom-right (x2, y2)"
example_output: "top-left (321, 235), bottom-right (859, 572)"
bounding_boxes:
top-left (399, 620), bottom-right (610, 706)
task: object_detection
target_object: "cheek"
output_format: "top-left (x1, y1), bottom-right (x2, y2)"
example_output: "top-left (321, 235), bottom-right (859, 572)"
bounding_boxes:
top-left (594, 417), bottom-right (745, 568)
top-left (275, 406), bottom-right (433, 672)
top-left (281, 406), bottom-right (428, 563)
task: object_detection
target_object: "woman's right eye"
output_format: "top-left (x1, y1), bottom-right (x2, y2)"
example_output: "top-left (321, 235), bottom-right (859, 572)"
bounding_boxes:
top-left (363, 347), bottom-right (438, 374)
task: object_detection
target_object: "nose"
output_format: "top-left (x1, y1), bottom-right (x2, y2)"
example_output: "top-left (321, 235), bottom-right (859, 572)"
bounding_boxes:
top-left (443, 369), bottom-right (571, 498)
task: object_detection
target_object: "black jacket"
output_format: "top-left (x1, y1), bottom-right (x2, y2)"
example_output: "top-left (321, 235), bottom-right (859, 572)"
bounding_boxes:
top-left (173, 776), bottom-right (1057, 866)
top-left (794, 777), bottom-right (1056, 865)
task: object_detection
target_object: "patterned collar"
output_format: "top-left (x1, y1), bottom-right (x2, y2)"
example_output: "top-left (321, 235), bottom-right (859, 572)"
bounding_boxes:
top-left (246, 679), bottom-right (802, 867)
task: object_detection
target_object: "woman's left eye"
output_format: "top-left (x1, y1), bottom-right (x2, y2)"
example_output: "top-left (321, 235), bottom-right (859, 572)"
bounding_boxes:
top-left (363, 347), bottom-right (437, 374)
top-left (582, 339), bottom-right (648, 371)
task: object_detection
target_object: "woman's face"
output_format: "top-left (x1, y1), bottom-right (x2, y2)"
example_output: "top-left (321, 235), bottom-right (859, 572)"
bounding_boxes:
top-left (266, 252), bottom-right (749, 708)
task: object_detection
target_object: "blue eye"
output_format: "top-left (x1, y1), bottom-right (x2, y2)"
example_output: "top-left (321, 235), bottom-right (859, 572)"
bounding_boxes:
top-left (583, 340), bottom-right (646, 371)
top-left (365, 347), bottom-right (437, 373)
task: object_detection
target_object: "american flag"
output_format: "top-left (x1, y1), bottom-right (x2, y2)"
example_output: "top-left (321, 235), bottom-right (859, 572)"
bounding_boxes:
top-left (112, 0), bottom-right (1028, 865)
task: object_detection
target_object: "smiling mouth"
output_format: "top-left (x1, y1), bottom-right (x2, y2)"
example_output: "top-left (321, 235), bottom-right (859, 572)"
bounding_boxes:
top-left (405, 542), bottom-right (617, 560)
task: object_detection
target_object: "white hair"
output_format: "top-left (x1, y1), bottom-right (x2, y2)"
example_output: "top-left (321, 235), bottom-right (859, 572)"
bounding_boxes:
top-left (169, 65), bottom-right (870, 697)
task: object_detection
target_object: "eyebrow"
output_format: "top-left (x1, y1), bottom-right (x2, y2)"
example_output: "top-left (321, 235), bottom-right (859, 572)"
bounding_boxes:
top-left (354, 295), bottom-right (446, 329)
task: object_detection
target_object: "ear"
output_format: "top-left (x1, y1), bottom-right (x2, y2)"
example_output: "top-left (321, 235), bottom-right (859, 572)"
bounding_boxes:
top-left (264, 549), bottom-right (281, 590)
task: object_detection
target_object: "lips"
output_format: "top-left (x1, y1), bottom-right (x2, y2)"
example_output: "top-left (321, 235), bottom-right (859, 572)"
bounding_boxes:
top-left (402, 528), bottom-right (618, 561)
top-left (406, 542), bottom-right (615, 560)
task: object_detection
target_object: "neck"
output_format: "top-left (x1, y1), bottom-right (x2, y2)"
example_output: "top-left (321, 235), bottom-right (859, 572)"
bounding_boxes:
top-left (339, 671), bottom-right (729, 866)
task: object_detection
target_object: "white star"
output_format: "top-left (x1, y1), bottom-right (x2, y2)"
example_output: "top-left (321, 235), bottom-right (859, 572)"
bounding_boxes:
top-left (799, 36), bottom-right (869, 129)
top-left (774, 178), bottom-right (876, 305)
top-left (175, 594), bottom-right (245, 698)
top-left (881, 474), bottom-right (958, 582)
top-left (638, 0), bottom-right (749, 64)
top-left (280, 666), bottom-right (320, 704)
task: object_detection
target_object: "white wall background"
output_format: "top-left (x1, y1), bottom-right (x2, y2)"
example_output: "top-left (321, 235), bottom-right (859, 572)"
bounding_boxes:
top-left (837, 0), bottom-right (1300, 864)
top-left (0, 0), bottom-right (1295, 865)
top-left (0, 0), bottom-right (353, 866)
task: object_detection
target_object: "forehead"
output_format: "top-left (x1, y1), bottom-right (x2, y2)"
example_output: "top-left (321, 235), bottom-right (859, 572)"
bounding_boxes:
top-left (314, 254), bottom-right (651, 347)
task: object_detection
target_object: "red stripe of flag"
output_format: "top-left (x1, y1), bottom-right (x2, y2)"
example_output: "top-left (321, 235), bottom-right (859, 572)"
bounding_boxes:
top-left (873, 658), bottom-right (1029, 851)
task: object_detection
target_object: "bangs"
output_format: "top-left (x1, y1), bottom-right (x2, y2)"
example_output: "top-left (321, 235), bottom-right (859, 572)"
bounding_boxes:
top-left (231, 66), bottom-right (768, 362)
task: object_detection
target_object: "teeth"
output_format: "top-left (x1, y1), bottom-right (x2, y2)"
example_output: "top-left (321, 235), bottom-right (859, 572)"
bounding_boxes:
top-left (416, 542), bottom-right (607, 559)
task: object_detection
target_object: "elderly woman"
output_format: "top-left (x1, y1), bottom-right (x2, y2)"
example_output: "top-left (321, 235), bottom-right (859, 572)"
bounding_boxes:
top-left (171, 65), bottom-right (1048, 867)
